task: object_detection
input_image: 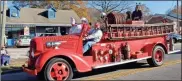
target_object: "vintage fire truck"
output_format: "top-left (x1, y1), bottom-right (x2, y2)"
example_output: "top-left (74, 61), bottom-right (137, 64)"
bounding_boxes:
top-left (22, 12), bottom-right (174, 81)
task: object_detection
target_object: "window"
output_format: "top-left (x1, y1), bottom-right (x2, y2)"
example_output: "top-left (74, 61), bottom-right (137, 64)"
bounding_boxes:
top-left (45, 27), bottom-right (56, 33)
top-left (48, 10), bottom-right (55, 19)
top-left (47, 8), bottom-right (56, 19)
top-left (49, 11), bottom-right (55, 17)
top-left (11, 12), bottom-right (18, 17)
top-left (9, 6), bottom-right (20, 18)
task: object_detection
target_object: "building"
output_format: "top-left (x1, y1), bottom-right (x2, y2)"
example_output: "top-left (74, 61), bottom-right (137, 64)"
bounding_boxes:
top-left (3, 5), bottom-right (81, 46)
top-left (146, 14), bottom-right (173, 24)
top-left (167, 6), bottom-right (182, 33)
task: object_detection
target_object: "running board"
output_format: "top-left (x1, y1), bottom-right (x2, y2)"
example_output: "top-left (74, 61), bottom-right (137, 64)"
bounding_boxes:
top-left (93, 56), bottom-right (152, 69)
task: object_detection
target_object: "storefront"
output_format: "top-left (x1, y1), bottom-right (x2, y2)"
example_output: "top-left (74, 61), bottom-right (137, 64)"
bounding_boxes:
top-left (5, 24), bottom-right (36, 47)
top-left (5, 6), bottom-right (81, 47)
top-left (5, 24), bottom-right (70, 47)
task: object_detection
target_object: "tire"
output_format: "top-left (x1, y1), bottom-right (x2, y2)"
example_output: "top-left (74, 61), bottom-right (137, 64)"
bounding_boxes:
top-left (36, 71), bottom-right (44, 80)
top-left (44, 58), bottom-right (73, 81)
top-left (147, 46), bottom-right (165, 67)
top-left (129, 61), bottom-right (137, 64)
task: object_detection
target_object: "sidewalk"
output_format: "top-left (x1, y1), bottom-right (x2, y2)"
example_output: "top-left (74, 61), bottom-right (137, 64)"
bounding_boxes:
top-left (6, 48), bottom-right (29, 59)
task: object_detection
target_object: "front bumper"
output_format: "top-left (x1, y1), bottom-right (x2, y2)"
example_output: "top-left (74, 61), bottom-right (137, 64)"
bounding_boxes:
top-left (22, 62), bottom-right (37, 75)
top-left (17, 43), bottom-right (30, 46)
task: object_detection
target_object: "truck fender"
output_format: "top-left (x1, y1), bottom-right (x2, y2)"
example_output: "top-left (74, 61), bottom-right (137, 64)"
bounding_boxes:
top-left (145, 42), bottom-right (167, 56)
top-left (35, 49), bottom-right (92, 73)
top-left (154, 42), bottom-right (168, 54)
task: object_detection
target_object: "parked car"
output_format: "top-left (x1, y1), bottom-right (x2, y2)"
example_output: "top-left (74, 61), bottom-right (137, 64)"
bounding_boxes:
top-left (167, 33), bottom-right (182, 43)
top-left (15, 35), bottom-right (32, 47)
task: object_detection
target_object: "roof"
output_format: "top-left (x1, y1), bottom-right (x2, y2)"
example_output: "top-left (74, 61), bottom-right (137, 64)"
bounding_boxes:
top-left (10, 6), bottom-right (21, 11)
top-left (5, 7), bottom-right (81, 26)
top-left (143, 15), bottom-right (153, 22)
top-left (146, 14), bottom-right (182, 27)
top-left (146, 15), bottom-right (173, 24)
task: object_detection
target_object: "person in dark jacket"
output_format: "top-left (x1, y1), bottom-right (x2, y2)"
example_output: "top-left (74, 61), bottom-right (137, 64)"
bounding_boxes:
top-left (126, 11), bottom-right (132, 21)
top-left (132, 5), bottom-right (143, 20)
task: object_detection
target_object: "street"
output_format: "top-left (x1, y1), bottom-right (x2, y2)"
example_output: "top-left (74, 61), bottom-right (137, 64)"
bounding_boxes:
top-left (1, 43), bottom-right (181, 80)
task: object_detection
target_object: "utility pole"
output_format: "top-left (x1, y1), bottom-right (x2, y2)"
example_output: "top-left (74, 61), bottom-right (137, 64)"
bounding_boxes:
top-left (0, 0), bottom-right (2, 49)
top-left (177, 0), bottom-right (179, 33)
top-left (0, 1), bottom-right (7, 48)
top-left (0, 0), bottom-right (2, 23)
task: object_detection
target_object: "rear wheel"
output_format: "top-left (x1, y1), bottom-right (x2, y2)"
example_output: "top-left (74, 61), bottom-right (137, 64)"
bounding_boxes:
top-left (44, 58), bottom-right (73, 81)
top-left (147, 46), bottom-right (165, 67)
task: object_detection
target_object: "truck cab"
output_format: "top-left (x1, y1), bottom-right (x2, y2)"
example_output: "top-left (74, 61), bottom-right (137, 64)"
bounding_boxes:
top-left (22, 16), bottom-right (174, 81)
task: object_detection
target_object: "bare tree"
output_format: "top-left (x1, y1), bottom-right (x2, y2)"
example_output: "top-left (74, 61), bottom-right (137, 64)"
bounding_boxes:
top-left (12, 1), bottom-right (50, 9)
top-left (139, 4), bottom-right (151, 16)
top-left (89, 1), bottom-right (134, 14)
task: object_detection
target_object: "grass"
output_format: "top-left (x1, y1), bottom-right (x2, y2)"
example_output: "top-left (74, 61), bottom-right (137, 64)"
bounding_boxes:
top-left (1, 58), bottom-right (27, 74)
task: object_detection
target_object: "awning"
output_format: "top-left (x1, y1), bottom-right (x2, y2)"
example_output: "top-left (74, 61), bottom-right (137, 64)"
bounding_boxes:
top-left (6, 23), bottom-right (36, 28)
top-left (6, 22), bottom-right (72, 27)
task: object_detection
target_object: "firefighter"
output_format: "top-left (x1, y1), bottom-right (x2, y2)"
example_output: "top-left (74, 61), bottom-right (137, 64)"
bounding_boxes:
top-left (132, 4), bottom-right (143, 20)
top-left (83, 22), bottom-right (103, 54)
top-left (69, 17), bottom-right (89, 34)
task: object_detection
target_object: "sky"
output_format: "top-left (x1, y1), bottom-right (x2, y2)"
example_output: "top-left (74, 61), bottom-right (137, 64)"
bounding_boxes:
top-left (6, 1), bottom-right (181, 14)
top-left (137, 1), bottom-right (181, 14)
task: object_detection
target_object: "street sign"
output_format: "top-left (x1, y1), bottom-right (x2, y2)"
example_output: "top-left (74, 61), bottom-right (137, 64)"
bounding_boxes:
top-left (24, 26), bottom-right (30, 35)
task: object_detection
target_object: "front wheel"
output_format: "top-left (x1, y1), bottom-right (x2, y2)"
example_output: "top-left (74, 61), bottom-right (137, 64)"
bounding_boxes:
top-left (147, 46), bottom-right (165, 67)
top-left (44, 58), bottom-right (73, 81)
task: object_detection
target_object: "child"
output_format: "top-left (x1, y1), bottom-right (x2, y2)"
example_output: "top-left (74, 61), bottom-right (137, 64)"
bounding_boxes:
top-left (1, 46), bottom-right (10, 66)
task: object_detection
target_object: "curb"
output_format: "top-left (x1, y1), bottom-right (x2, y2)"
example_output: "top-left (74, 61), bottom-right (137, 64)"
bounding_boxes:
top-left (168, 50), bottom-right (181, 54)
top-left (1, 68), bottom-right (23, 75)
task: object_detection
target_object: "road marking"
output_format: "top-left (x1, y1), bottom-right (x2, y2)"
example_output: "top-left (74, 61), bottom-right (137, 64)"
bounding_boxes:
top-left (78, 60), bottom-right (181, 80)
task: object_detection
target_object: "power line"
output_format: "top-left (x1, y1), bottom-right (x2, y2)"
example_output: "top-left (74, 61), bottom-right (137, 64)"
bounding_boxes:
top-left (166, 1), bottom-right (175, 14)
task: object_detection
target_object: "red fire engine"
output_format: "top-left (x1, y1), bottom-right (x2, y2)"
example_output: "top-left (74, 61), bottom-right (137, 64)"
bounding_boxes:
top-left (22, 12), bottom-right (174, 81)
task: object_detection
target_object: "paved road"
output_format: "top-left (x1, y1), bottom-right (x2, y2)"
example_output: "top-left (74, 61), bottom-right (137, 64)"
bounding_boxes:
top-left (2, 45), bottom-right (181, 80)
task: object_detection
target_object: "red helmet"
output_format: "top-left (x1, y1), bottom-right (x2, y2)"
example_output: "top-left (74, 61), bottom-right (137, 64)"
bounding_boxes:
top-left (95, 22), bottom-right (100, 28)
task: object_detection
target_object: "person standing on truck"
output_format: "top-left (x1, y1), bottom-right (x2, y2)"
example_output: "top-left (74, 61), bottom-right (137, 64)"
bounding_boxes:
top-left (69, 17), bottom-right (90, 34)
top-left (83, 22), bottom-right (103, 53)
top-left (132, 4), bottom-right (143, 20)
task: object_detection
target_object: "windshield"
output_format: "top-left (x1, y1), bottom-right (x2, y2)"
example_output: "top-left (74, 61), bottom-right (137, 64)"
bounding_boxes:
top-left (175, 34), bottom-right (181, 37)
top-left (19, 36), bottom-right (31, 39)
top-left (69, 25), bottom-right (82, 35)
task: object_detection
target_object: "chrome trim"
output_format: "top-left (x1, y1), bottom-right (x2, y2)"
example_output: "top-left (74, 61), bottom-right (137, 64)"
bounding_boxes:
top-left (93, 56), bottom-right (152, 69)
